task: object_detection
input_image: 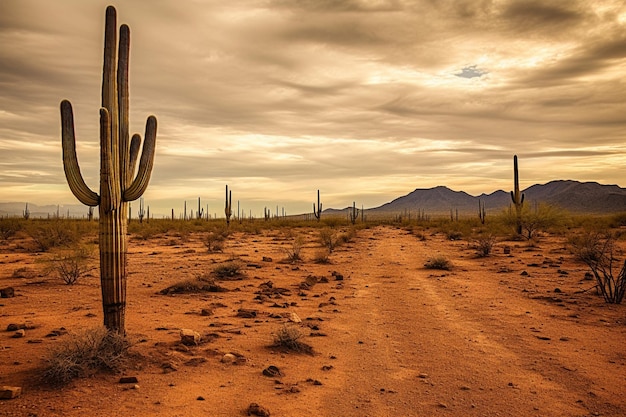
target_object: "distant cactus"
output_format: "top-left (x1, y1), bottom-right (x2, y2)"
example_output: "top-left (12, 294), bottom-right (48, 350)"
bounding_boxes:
top-left (197, 197), bottom-right (204, 220)
top-left (478, 199), bottom-right (486, 224)
top-left (313, 190), bottom-right (322, 222)
top-left (510, 155), bottom-right (525, 234)
top-left (88, 206), bottom-right (94, 222)
top-left (60, 6), bottom-right (156, 334)
top-left (225, 185), bottom-right (232, 226)
top-left (138, 197), bottom-right (145, 223)
top-left (349, 201), bottom-right (359, 224)
top-left (264, 207), bottom-right (270, 221)
top-left (23, 203), bottom-right (30, 220)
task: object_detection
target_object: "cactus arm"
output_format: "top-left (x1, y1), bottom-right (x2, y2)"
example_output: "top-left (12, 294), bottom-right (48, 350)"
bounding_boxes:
top-left (123, 116), bottom-right (157, 201)
top-left (117, 24), bottom-right (131, 188)
top-left (128, 134), bottom-right (141, 179)
top-left (60, 100), bottom-right (100, 206)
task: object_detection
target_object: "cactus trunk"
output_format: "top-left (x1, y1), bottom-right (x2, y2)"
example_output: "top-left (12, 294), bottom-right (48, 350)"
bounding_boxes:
top-left (60, 6), bottom-right (156, 334)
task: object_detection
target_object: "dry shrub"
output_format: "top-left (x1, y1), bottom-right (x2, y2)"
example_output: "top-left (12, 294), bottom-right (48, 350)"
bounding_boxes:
top-left (42, 327), bottom-right (128, 386)
top-left (159, 275), bottom-right (228, 295)
top-left (48, 246), bottom-right (95, 285)
top-left (212, 261), bottom-right (245, 280)
top-left (424, 255), bottom-right (453, 271)
top-left (313, 249), bottom-right (331, 264)
top-left (474, 234), bottom-right (497, 258)
top-left (283, 236), bottom-right (304, 263)
top-left (272, 325), bottom-right (313, 354)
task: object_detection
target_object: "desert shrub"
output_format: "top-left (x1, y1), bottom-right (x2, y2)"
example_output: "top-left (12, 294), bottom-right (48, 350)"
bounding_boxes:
top-left (48, 246), bottom-right (95, 285)
top-left (42, 327), bottom-right (128, 386)
top-left (212, 261), bottom-right (244, 280)
top-left (159, 275), bottom-right (228, 294)
top-left (203, 231), bottom-right (225, 252)
top-left (424, 255), bottom-right (453, 271)
top-left (312, 249), bottom-right (331, 264)
top-left (319, 228), bottom-right (338, 252)
top-left (27, 220), bottom-right (84, 252)
top-left (571, 232), bottom-right (626, 304)
top-left (473, 234), bottom-right (497, 258)
top-left (283, 236), bottom-right (304, 262)
top-left (272, 325), bottom-right (313, 354)
top-left (0, 218), bottom-right (23, 241)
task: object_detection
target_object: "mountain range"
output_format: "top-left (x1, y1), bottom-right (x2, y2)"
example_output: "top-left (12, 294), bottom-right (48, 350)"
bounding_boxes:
top-left (2, 180), bottom-right (625, 218)
top-left (343, 180), bottom-right (626, 216)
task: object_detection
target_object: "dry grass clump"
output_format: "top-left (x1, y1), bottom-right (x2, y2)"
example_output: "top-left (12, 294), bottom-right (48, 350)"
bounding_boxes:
top-left (212, 261), bottom-right (245, 280)
top-left (47, 245), bottom-right (95, 285)
top-left (272, 325), bottom-right (313, 354)
top-left (159, 275), bottom-right (228, 295)
top-left (42, 327), bottom-right (128, 386)
top-left (474, 234), bottom-right (497, 258)
top-left (424, 255), bottom-right (454, 271)
top-left (283, 236), bottom-right (305, 263)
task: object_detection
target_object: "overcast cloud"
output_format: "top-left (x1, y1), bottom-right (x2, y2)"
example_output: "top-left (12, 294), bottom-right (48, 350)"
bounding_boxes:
top-left (1, 0), bottom-right (625, 217)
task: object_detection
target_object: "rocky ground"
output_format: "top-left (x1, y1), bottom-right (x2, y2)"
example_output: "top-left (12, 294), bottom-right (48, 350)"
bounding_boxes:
top-left (0, 224), bottom-right (625, 416)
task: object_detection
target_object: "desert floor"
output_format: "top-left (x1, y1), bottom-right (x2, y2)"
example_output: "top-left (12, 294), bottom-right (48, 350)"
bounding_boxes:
top-left (1, 225), bottom-right (625, 417)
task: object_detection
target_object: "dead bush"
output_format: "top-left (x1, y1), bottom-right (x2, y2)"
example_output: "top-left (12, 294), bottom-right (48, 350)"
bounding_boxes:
top-left (272, 325), bottom-right (313, 354)
top-left (474, 235), bottom-right (497, 258)
top-left (48, 246), bottom-right (95, 285)
top-left (424, 255), bottom-right (453, 271)
top-left (41, 327), bottom-right (128, 386)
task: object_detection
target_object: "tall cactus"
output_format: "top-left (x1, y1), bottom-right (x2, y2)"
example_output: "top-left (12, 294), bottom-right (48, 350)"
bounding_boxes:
top-left (23, 203), bottom-right (30, 220)
top-left (60, 6), bottom-right (156, 334)
top-left (510, 155), bottom-right (524, 235)
top-left (197, 197), bottom-right (204, 220)
top-left (225, 185), bottom-right (232, 226)
top-left (313, 189), bottom-right (322, 222)
top-left (349, 201), bottom-right (359, 224)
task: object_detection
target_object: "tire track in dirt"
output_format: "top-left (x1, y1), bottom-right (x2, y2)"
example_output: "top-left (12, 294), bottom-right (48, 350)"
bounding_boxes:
top-left (319, 227), bottom-right (588, 416)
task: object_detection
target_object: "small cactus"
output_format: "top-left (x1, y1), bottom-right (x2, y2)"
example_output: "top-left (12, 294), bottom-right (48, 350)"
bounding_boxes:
top-left (197, 197), bottom-right (204, 220)
top-left (225, 185), bottom-right (232, 226)
top-left (23, 203), bottom-right (30, 220)
top-left (478, 199), bottom-right (486, 224)
top-left (313, 190), bottom-right (322, 222)
top-left (510, 155), bottom-right (525, 234)
top-left (138, 197), bottom-right (145, 223)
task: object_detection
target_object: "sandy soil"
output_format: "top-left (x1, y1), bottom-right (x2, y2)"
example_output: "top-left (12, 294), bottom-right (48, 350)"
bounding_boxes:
top-left (0, 225), bottom-right (625, 417)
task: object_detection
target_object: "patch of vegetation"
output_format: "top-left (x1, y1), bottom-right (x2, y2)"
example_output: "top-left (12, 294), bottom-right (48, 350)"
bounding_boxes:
top-left (424, 255), bottom-right (453, 271)
top-left (312, 249), bottom-right (331, 264)
top-left (283, 236), bottom-right (304, 263)
top-left (473, 234), bottom-right (497, 258)
top-left (272, 325), bottom-right (313, 354)
top-left (0, 218), bottom-right (23, 241)
top-left (41, 327), bottom-right (129, 386)
top-left (571, 232), bottom-right (626, 304)
top-left (159, 275), bottom-right (229, 295)
top-left (26, 220), bottom-right (86, 252)
top-left (48, 246), bottom-right (95, 285)
top-left (212, 261), bottom-right (245, 280)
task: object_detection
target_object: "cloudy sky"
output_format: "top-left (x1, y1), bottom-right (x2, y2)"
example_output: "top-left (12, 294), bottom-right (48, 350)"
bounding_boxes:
top-left (1, 0), bottom-right (626, 217)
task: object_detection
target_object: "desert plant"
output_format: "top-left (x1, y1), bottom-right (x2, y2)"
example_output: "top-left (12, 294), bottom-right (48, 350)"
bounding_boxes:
top-left (212, 261), bottom-right (244, 280)
top-left (319, 228), bottom-right (337, 252)
top-left (204, 231), bottom-right (225, 252)
top-left (424, 255), bottom-right (453, 270)
top-left (225, 185), bottom-right (232, 226)
top-left (42, 327), bottom-right (128, 386)
top-left (313, 189), bottom-right (322, 222)
top-left (0, 218), bottom-right (23, 241)
top-left (571, 232), bottom-right (626, 304)
top-left (473, 234), bottom-right (497, 257)
top-left (510, 155), bottom-right (525, 235)
top-left (49, 246), bottom-right (95, 285)
top-left (23, 203), bottom-right (30, 220)
top-left (272, 325), bottom-right (313, 354)
top-left (478, 199), bottom-right (486, 224)
top-left (60, 6), bottom-right (157, 333)
top-left (349, 201), bottom-right (358, 224)
top-left (27, 220), bottom-right (83, 252)
top-left (283, 235), bottom-right (305, 262)
top-left (313, 249), bottom-right (331, 264)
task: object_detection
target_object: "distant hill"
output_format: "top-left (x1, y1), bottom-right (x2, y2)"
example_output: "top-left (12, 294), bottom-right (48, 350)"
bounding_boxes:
top-left (0, 202), bottom-right (91, 219)
top-left (367, 180), bottom-right (626, 216)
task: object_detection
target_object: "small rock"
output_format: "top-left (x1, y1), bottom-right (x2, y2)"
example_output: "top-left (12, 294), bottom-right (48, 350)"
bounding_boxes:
top-left (437, 402), bottom-right (448, 408)
top-left (418, 373), bottom-right (429, 379)
top-left (237, 309), bottom-right (257, 319)
top-left (12, 329), bottom-right (25, 338)
top-left (201, 308), bottom-right (213, 316)
top-left (520, 271), bottom-right (529, 276)
top-left (554, 288), bottom-right (562, 293)
top-left (0, 287), bottom-right (15, 298)
top-left (262, 365), bottom-right (282, 377)
top-left (247, 402), bottom-right (270, 416)
top-left (119, 376), bottom-right (139, 384)
top-left (0, 386), bottom-right (21, 399)
top-left (197, 396), bottom-right (205, 401)
top-left (221, 353), bottom-right (236, 364)
top-left (262, 257), bottom-right (273, 262)
top-left (180, 329), bottom-right (201, 346)
top-left (288, 312), bottom-right (302, 323)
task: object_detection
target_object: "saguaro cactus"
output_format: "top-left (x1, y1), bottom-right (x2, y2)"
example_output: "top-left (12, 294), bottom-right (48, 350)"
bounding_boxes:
top-left (23, 203), bottom-right (30, 220)
top-left (478, 199), bottom-right (486, 224)
top-left (225, 185), bottom-right (232, 226)
top-left (313, 190), bottom-right (322, 222)
top-left (510, 155), bottom-right (524, 235)
top-left (60, 6), bottom-right (157, 334)
top-left (349, 201), bottom-right (359, 224)
top-left (197, 197), bottom-right (204, 220)
top-left (138, 197), bottom-right (145, 223)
